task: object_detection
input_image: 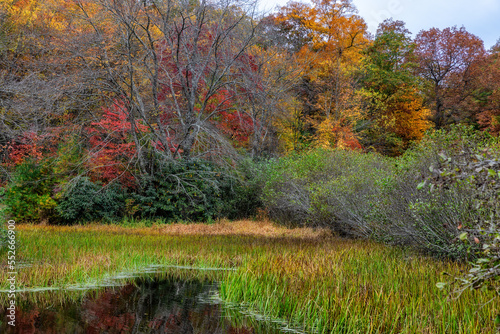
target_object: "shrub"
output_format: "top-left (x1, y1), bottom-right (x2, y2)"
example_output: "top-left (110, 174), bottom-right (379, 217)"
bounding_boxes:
top-left (8, 156), bottom-right (265, 224)
top-left (261, 148), bottom-right (393, 233)
top-left (390, 125), bottom-right (498, 257)
top-left (219, 158), bottom-right (263, 220)
top-left (56, 177), bottom-right (127, 222)
top-left (132, 160), bottom-right (227, 222)
top-left (426, 146), bottom-right (500, 295)
top-left (260, 150), bottom-right (323, 227)
top-left (1, 160), bottom-right (59, 222)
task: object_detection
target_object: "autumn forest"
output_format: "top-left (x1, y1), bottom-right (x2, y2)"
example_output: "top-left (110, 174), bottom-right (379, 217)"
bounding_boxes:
top-left (2, 0), bottom-right (499, 177)
top-left (1, 0), bottom-right (500, 332)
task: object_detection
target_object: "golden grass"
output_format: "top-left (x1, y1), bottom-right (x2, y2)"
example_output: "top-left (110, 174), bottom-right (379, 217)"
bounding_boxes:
top-left (1, 220), bottom-right (498, 333)
top-left (15, 219), bottom-right (327, 238)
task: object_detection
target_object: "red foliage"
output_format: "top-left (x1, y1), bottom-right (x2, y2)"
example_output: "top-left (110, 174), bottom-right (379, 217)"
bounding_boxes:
top-left (201, 88), bottom-right (255, 147)
top-left (333, 125), bottom-right (363, 150)
top-left (474, 52), bottom-right (500, 135)
top-left (415, 26), bottom-right (486, 127)
top-left (6, 132), bottom-right (44, 166)
top-left (86, 100), bottom-right (147, 187)
top-left (217, 111), bottom-right (254, 147)
top-left (5, 130), bottom-right (61, 166)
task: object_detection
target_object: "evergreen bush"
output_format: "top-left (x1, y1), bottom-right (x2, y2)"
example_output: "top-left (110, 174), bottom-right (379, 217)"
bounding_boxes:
top-left (1, 160), bottom-right (58, 222)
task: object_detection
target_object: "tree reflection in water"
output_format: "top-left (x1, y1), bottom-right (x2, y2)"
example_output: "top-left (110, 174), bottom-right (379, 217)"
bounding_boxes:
top-left (0, 277), bottom-right (284, 334)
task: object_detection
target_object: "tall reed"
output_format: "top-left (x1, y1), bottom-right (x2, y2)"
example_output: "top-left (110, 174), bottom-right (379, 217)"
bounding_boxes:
top-left (0, 221), bottom-right (497, 333)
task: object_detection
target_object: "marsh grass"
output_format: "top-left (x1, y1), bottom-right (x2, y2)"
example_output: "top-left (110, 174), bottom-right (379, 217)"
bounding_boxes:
top-left (0, 220), bottom-right (498, 333)
top-left (222, 238), bottom-right (497, 333)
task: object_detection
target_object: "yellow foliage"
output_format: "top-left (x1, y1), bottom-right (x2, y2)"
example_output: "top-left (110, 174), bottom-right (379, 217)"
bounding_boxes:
top-left (382, 89), bottom-right (433, 141)
top-left (314, 117), bottom-right (362, 150)
top-left (273, 97), bottom-right (305, 153)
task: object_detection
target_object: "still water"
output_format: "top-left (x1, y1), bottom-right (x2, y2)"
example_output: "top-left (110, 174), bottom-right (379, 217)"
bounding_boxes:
top-left (0, 275), bottom-right (304, 334)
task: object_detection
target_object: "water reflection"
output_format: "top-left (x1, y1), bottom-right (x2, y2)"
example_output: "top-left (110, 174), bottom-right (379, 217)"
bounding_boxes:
top-left (0, 277), bottom-right (292, 334)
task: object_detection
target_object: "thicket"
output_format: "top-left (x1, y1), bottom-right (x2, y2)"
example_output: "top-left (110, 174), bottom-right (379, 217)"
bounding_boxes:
top-left (0, 159), bottom-right (262, 224)
top-left (261, 125), bottom-right (499, 261)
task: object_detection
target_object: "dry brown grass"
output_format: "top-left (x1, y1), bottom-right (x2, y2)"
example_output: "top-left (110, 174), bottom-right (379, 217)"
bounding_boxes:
top-left (17, 219), bottom-right (331, 239)
top-left (157, 219), bottom-right (331, 238)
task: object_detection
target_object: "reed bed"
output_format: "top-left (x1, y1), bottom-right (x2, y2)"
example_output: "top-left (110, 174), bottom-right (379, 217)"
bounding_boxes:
top-left (221, 237), bottom-right (497, 333)
top-left (0, 220), bottom-right (498, 333)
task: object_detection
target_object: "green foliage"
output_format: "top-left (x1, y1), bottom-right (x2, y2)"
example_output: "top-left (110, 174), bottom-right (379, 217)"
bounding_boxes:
top-left (261, 125), bottom-right (500, 259)
top-left (219, 158), bottom-right (263, 220)
top-left (56, 177), bottom-right (127, 222)
top-left (0, 225), bottom-right (8, 254)
top-left (363, 20), bottom-right (418, 96)
top-left (262, 148), bottom-right (393, 233)
top-left (53, 134), bottom-right (85, 177)
top-left (1, 153), bottom-right (265, 224)
top-left (1, 160), bottom-right (58, 222)
top-left (132, 160), bottom-right (227, 222)
top-left (128, 159), bottom-right (263, 222)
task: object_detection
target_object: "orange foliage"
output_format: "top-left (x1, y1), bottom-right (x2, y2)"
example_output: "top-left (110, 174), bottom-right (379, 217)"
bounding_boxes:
top-left (272, 0), bottom-right (368, 150)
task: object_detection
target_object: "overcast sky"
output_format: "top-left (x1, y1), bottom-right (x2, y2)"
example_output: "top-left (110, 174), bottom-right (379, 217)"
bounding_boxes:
top-left (259, 0), bottom-right (500, 49)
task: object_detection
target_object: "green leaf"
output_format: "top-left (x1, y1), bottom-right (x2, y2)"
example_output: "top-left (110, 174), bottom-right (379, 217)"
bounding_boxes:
top-left (476, 258), bottom-right (490, 264)
top-left (417, 181), bottom-right (426, 190)
top-left (459, 232), bottom-right (468, 241)
top-left (488, 169), bottom-right (497, 177)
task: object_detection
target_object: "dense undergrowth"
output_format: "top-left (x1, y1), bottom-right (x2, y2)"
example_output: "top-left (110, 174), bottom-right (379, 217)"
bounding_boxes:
top-left (261, 125), bottom-right (500, 261)
top-left (2, 126), bottom-right (498, 257)
top-left (0, 222), bottom-right (497, 333)
top-left (2, 125), bottom-right (497, 262)
top-left (0, 158), bottom-right (262, 224)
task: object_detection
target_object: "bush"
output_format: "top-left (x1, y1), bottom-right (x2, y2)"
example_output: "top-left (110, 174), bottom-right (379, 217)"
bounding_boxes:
top-left (219, 158), bottom-right (263, 220)
top-left (390, 125), bottom-right (497, 257)
top-left (1, 160), bottom-right (59, 222)
top-left (131, 160), bottom-right (228, 222)
top-left (425, 144), bottom-right (500, 295)
top-left (1, 156), bottom-right (265, 224)
top-left (260, 125), bottom-right (499, 259)
top-left (261, 148), bottom-right (393, 234)
top-left (56, 177), bottom-right (127, 222)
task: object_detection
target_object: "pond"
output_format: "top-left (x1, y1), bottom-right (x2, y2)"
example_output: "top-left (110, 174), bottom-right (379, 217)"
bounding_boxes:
top-left (0, 274), bottom-right (306, 334)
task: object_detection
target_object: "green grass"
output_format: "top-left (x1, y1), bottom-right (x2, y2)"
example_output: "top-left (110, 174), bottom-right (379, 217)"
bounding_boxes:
top-left (0, 221), bottom-right (498, 333)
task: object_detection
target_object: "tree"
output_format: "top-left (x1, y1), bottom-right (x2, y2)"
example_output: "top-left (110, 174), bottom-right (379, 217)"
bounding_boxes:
top-left (233, 41), bottom-right (302, 156)
top-left (415, 26), bottom-right (485, 128)
top-left (474, 40), bottom-right (500, 135)
top-left (72, 0), bottom-right (263, 175)
top-left (0, 0), bottom-right (99, 182)
top-left (361, 19), bottom-right (431, 155)
top-left (269, 0), bottom-right (368, 150)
